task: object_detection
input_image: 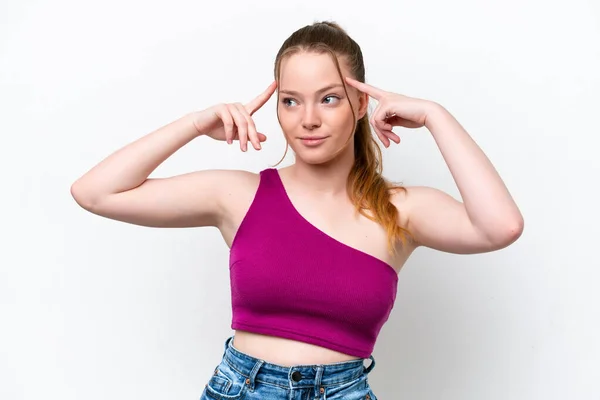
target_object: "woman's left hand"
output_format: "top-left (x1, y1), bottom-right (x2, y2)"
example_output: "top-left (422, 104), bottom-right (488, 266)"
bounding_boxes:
top-left (345, 76), bottom-right (438, 147)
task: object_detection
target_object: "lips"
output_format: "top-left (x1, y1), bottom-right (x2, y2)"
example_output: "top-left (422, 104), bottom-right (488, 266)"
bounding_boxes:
top-left (299, 136), bottom-right (329, 147)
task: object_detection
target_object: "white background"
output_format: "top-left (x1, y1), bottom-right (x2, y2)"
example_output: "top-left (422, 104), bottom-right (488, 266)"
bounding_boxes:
top-left (1, 0), bottom-right (599, 399)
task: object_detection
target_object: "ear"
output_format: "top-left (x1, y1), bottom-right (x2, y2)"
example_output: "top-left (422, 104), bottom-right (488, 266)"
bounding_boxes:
top-left (357, 91), bottom-right (369, 119)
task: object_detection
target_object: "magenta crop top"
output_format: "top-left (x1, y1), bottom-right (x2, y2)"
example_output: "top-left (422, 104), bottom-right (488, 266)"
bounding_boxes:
top-left (228, 168), bottom-right (398, 358)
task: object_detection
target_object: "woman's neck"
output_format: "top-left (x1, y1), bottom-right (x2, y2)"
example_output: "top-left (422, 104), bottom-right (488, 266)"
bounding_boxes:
top-left (287, 148), bottom-right (355, 197)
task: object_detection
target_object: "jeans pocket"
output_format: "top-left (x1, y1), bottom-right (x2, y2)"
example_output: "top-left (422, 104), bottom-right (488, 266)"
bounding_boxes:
top-left (322, 373), bottom-right (371, 399)
top-left (202, 360), bottom-right (248, 400)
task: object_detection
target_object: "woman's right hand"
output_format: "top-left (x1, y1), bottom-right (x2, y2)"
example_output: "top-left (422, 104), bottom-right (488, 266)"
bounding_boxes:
top-left (192, 81), bottom-right (278, 152)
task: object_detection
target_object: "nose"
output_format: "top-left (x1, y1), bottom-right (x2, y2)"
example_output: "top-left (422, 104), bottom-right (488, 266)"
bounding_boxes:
top-left (301, 105), bottom-right (321, 130)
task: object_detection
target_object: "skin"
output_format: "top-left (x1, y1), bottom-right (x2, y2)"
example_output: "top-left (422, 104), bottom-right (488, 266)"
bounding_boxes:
top-left (71, 51), bottom-right (524, 366)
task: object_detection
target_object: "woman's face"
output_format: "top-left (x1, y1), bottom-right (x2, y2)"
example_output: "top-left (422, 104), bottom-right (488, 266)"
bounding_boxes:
top-left (276, 52), bottom-right (368, 165)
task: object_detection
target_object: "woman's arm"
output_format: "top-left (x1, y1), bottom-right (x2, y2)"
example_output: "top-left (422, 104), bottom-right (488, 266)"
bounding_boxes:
top-left (399, 104), bottom-right (524, 253)
top-left (70, 81), bottom-right (277, 228)
top-left (344, 76), bottom-right (523, 254)
top-left (70, 112), bottom-right (228, 228)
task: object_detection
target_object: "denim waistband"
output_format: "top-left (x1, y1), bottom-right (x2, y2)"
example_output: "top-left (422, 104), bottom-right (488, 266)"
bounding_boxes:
top-left (220, 335), bottom-right (376, 391)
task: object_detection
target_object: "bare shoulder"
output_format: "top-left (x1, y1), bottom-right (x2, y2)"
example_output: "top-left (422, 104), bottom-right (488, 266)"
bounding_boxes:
top-left (161, 168), bottom-right (260, 203)
top-left (389, 185), bottom-right (483, 252)
top-left (387, 184), bottom-right (411, 226)
top-left (218, 169), bottom-right (261, 205)
top-left (224, 168), bottom-right (260, 186)
top-left (196, 168), bottom-right (261, 217)
top-left (388, 185), bottom-right (451, 246)
top-left (389, 185), bottom-right (448, 223)
top-left (386, 185), bottom-right (424, 256)
top-left (216, 169), bottom-right (262, 246)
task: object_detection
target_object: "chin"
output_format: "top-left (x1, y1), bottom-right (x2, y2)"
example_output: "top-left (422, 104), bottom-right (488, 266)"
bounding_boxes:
top-left (297, 154), bottom-right (335, 165)
top-left (292, 146), bottom-right (348, 166)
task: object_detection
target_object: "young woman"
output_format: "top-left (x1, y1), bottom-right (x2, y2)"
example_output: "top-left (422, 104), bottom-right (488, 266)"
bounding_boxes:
top-left (71, 21), bottom-right (523, 400)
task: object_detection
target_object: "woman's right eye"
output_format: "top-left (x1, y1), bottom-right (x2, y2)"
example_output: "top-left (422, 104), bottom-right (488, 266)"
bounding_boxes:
top-left (282, 98), bottom-right (297, 107)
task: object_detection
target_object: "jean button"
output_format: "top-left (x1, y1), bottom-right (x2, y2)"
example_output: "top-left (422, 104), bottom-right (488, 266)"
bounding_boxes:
top-left (291, 371), bottom-right (302, 382)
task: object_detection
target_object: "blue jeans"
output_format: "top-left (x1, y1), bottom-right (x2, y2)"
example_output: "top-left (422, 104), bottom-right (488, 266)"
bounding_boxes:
top-left (200, 335), bottom-right (378, 400)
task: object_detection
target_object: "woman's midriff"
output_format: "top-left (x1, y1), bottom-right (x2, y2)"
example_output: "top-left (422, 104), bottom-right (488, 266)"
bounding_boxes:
top-left (231, 330), bottom-right (362, 366)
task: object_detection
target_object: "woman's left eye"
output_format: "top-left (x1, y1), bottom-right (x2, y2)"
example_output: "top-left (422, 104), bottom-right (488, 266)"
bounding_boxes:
top-left (323, 95), bottom-right (340, 104)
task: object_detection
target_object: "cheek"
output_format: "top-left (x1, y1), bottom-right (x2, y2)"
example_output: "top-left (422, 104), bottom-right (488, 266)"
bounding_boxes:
top-left (277, 111), bottom-right (298, 135)
top-left (327, 107), bottom-right (356, 132)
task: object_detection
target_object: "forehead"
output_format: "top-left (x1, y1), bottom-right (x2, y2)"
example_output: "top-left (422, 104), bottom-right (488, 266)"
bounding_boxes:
top-left (278, 52), bottom-right (350, 91)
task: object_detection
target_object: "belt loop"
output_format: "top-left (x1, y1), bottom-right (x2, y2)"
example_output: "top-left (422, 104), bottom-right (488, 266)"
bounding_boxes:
top-left (363, 355), bottom-right (376, 374)
top-left (313, 365), bottom-right (324, 399)
top-left (246, 358), bottom-right (264, 391)
top-left (223, 335), bottom-right (233, 357)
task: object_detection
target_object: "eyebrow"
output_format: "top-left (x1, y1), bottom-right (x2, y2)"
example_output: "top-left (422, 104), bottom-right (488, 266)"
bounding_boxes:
top-left (279, 83), bottom-right (345, 96)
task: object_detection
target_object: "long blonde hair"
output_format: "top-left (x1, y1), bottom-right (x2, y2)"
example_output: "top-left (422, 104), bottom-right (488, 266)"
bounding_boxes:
top-left (272, 21), bottom-right (413, 254)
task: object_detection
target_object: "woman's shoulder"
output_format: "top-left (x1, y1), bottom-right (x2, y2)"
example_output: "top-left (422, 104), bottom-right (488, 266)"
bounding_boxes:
top-left (387, 184), bottom-right (443, 227)
top-left (186, 168), bottom-right (260, 190)
top-left (218, 168), bottom-right (260, 181)
top-left (389, 184), bottom-right (449, 207)
top-left (214, 168), bottom-right (264, 208)
top-left (211, 168), bottom-right (261, 192)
